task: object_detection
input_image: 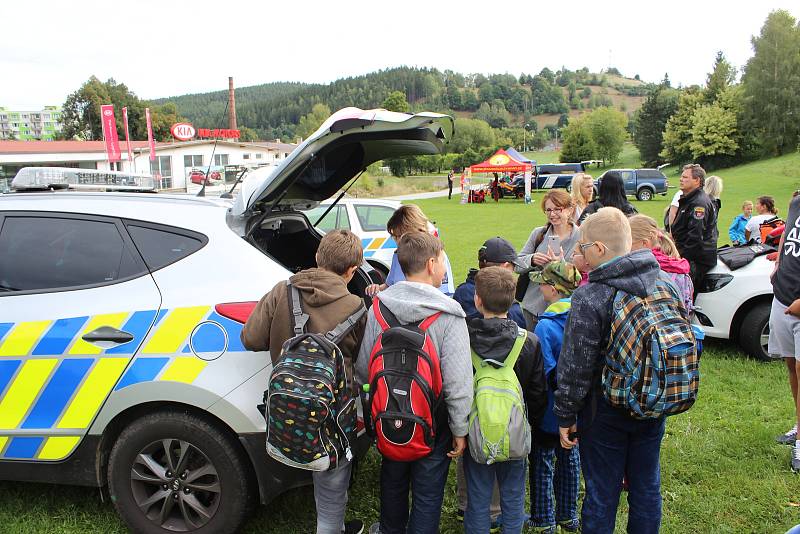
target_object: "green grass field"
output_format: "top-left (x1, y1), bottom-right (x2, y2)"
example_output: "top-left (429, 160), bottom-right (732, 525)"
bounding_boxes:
top-left (1, 152), bottom-right (799, 533)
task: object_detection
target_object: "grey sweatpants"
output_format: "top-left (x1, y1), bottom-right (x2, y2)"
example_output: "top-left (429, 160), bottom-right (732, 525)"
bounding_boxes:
top-left (313, 459), bottom-right (352, 534)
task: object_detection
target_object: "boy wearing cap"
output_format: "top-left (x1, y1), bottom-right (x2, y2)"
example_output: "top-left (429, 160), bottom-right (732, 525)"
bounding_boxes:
top-left (454, 237), bottom-right (526, 329)
top-left (528, 261), bottom-right (582, 534)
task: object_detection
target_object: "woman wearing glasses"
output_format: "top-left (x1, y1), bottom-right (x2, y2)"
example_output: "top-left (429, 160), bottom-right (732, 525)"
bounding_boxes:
top-left (516, 189), bottom-right (580, 330)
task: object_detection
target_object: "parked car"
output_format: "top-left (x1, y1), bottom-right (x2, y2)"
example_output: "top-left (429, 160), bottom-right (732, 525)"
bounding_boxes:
top-left (532, 162), bottom-right (587, 190)
top-left (189, 169), bottom-right (222, 185)
top-left (597, 168), bottom-right (669, 201)
top-left (693, 253), bottom-right (774, 360)
top-left (0, 108), bottom-right (454, 533)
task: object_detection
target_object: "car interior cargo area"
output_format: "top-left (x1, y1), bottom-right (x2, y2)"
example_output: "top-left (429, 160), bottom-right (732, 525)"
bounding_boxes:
top-left (247, 212), bottom-right (374, 303)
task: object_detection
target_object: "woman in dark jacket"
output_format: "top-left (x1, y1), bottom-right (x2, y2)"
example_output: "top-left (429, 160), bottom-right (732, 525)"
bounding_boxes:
top-left (577, 171), bottom-right (637, 224)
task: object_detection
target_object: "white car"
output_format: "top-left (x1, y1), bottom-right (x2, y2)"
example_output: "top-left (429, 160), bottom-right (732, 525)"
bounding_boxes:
top-left (304, 198), bottom-right (401, 277)
top-left (0, 107), bottom-right (454, 534)
top-left (693, 254), bottom-right (775, 360)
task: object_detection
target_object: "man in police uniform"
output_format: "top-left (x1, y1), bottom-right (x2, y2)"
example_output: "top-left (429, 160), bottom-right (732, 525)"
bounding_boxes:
top-left (671, 163), bottom-right (718, 296)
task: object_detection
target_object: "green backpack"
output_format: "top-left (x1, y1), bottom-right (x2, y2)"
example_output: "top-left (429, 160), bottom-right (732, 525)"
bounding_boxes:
top-left (467, 327), bottom-right (531, 464)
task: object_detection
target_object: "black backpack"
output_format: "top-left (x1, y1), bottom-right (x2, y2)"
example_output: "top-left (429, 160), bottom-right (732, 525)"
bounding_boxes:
top-left (717, 243), bottom-right (776, 270)
top-left (265, 282), bottom-right (365, 471)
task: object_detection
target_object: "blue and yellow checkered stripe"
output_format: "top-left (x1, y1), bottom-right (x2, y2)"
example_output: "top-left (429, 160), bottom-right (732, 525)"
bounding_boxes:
top-left (0, 306), bottom-right (245, 461)
top-left (361, 237), bottom-right (396, 258)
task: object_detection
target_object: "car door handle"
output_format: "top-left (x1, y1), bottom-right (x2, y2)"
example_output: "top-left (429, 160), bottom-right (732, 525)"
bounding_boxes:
top-left (81, 326), bottom-right (134, 344)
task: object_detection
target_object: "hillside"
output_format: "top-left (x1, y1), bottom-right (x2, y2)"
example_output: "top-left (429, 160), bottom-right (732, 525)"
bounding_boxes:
top-left (154, 67), bottom-right (652, 140)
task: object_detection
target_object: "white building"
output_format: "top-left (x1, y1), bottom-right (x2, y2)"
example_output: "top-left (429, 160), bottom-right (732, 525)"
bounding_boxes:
top-left (0, 139), bottom-right (296, 191)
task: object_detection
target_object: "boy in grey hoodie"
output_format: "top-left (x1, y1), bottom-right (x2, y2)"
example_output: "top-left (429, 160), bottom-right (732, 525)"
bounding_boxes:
top-left (356, 232), bottom-right (472, 534)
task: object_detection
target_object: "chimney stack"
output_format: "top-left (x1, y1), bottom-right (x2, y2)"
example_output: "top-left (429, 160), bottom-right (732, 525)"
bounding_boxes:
top-left (228, 77), bottom-right (237, 131)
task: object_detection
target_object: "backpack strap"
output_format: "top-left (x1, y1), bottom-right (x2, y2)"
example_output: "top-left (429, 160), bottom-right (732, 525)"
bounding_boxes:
top-left (373, 299), bottom-right (399, 331)
top-left (418, 312), bottom-right (442, 331)
top-left (471, 328), bottom-right (527, 370)
top-left (325, 305), bottom-right (367, 344)
top-left (287, 281), bottom-right (309, 336)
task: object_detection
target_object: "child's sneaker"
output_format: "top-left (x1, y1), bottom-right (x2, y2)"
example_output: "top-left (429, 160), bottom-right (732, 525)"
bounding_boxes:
top-left (777, 424), bottom-right (798, 445)
top-left (558, 518), bottom-right (581, 532)
top-left (525, 521), bottom-right (557, 534)
top-left (792, 443), bottom-right (800, 473)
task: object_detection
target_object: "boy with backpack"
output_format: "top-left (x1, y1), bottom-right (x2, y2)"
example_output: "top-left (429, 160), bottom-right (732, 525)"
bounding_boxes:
top-left (464, 266), bottom-right (547, 534)
top-left (356, 231), bottom-right (472, 534)
top-left (527, 261), bottom-right (582, 534)
top-left (241, 230), bottom-right (367, 534)
top-left (555, 207), bottom-right (698, 534)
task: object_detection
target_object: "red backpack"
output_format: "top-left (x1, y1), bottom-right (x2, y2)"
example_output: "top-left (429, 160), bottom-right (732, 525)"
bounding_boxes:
top-left (365, 298), bottom-right (443, 461)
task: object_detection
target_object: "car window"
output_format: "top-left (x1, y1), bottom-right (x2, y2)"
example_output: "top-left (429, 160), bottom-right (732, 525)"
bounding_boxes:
top-left (126, 224), bottom-right (206, 272)
top-left (305, 205), bottom-right (339, 232)
top-left (638, 170), bottom-right (663, 179)
top-left (0, 216), bottom-right (143, 292)
top-left (621, 171), bottom-right (635, 181)
top-left (354, 205), bottom-right (395, 232)
top-left (336, 206), bottom-right (351, 230)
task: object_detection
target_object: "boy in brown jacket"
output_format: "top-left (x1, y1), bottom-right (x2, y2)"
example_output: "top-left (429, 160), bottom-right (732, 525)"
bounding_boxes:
top-left (241, 229), bottom-right (367, 534)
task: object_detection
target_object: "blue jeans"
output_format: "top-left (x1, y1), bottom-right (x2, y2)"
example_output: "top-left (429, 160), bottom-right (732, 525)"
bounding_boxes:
top-left (530, 442), bottom-right (580, 527)
top-left (463, 452), bottom-right (527, 534)
top-left (378, 428), bottom-right (452, 534)
top-left (579, 396), bottom-right (666, 534)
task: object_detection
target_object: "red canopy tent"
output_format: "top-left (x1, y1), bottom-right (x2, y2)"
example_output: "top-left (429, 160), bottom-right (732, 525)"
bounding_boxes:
top-left (465, 148), bottom-right (533, 203)
top-left (469, 148), bottom-right (532, 174)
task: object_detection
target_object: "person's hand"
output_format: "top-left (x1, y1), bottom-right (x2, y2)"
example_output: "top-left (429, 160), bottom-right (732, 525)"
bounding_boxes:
top-left (559, 425), bottom-right (578, 449)
top-left (785, 299), bottom-right (800, 318)
top-left (532, 252), bottom-right (553, 267)
top-left (448, 436), bottom-right (466, 458)
top-left (548, 245), bottom-right (563, 261)
top-left (365, 283), bottom-right (386, 298)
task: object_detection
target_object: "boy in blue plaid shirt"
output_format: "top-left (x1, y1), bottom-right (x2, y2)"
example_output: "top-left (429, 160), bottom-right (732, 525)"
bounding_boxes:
top-left (527, 261), bottom-right (582, 533)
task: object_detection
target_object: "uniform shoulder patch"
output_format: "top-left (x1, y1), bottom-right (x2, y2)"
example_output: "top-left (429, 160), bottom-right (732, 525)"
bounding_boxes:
top-left (693, 207), bottom-right (705, 219)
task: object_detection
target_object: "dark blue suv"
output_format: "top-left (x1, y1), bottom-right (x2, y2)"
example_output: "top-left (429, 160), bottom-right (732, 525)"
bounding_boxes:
top-left (597, 168), bottom-right (669, 201)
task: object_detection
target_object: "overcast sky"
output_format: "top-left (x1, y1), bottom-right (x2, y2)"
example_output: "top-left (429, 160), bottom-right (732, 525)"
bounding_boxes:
top-left (2, 0), bottom-right (797, 109)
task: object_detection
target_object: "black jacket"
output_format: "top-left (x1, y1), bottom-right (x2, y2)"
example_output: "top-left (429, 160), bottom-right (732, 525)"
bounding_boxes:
top-left (578, 199), bottom-right (638, 224)
top-left (553, 249), bottom-right (661, 427)
top-left (671, 187), bottom-right (718, 267)
top-left (468, 317), bottom-right (547, 426)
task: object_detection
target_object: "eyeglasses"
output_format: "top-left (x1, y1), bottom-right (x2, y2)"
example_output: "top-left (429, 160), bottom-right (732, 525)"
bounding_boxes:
top-left (578, 241), bottom-right (598, 252)
top-left (544, 207), bottom-right (564, 214)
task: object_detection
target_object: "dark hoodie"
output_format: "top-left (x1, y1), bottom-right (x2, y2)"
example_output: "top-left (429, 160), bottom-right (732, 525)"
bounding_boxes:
top-left (553, 249), bottom-right (660, 427)
top-left (241, 268), bottom-right (366, 392)
top-left (468, 317), bottom-right (547, 427)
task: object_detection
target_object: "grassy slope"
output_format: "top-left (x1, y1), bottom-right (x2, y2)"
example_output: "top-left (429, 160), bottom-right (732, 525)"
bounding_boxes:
top-left (1, 152), bottom-right (799, 533)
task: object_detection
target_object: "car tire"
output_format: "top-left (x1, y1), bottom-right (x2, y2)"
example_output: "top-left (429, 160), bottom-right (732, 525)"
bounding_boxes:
top-left (637, 188), bottom-right (654, 201)
top-left (108, 410), bottom-right (253, 534)
top-left (739, 302), bottom-right (772, 361)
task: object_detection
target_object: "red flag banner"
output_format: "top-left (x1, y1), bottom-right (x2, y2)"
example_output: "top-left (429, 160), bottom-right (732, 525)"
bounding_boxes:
top-left (100, 104), bottom-right (121, 163)
top-left (122, 107), bottom-right (133, 163)
top-left (145, 108), bottom-right (156, 162)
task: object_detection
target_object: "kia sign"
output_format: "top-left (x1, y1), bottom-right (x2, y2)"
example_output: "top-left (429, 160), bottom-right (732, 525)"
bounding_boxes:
top-left (197, 128), bottom-right (240, 139)
top-left (170, 122), bottom-right (196, 141)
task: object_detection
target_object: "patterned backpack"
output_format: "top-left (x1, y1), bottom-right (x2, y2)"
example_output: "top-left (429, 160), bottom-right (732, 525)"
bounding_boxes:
top-left (467, 327), bottom-right (531, 464)
top-left (365, 299), bottom-right (443, 462)
top-left (603, 274), bottom-right (700, 419)
top-left (265, 282), bottom-right (365, 471)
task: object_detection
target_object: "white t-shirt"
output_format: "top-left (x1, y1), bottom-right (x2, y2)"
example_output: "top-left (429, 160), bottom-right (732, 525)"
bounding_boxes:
top-left (745, 214), bottom-right (776, 242)
top-left (670, 190), bottom-right (682, 207)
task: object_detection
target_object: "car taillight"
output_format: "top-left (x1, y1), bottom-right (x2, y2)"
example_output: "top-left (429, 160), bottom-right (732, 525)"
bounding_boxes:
top-left (215, 302), bottom-right (258, 324)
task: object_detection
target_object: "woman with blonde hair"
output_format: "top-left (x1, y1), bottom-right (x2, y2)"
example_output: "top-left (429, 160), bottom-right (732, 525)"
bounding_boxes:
top-left (570, 173), bottom-right (595, 222)
top-left (629, 214), bottom-right (694, 312)
top-left (704, 175), bottom-right (724, 211)
top-left (516, 189), bottom-right (580, 329)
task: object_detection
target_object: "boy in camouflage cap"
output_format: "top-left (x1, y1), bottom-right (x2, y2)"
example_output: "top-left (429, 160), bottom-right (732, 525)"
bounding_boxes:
top-left (526, 261), bottom-right (582, 533)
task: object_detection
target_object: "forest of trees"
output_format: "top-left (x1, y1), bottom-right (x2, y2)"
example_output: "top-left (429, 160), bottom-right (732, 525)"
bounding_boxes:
top-left (56, 10), bottom-right (799, 174)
